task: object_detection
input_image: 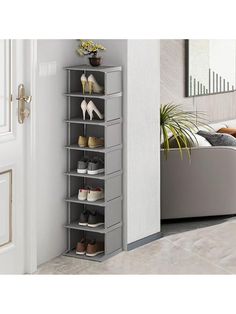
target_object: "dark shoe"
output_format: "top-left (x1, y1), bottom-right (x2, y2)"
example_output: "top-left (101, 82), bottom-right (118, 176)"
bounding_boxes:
top-left (87, 157), bottom-right (104, 175)
top-left (86, 240), bottom-right (104, 256)
top-left (76, 238), bottom-right (87, 255)
top-left (78, 210), bottom-right (89, 226)
top-left (77, 156), bottom-right (89, 174)
top-left (88, 211), bottom-right (104, 228)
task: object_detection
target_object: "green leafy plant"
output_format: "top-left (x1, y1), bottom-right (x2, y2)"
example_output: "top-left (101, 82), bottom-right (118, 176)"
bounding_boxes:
top-left (76, 40), bottom-right (106, 57)
top-left (160, 103), bottom-right (210, 159)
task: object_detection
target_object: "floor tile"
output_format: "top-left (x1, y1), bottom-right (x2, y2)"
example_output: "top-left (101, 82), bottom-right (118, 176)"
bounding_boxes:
top-left (35, 217), bottom-right (236, 275)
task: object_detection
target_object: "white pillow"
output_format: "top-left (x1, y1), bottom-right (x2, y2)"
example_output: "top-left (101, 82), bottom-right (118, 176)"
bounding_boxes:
top-left (209, 122), bottom-right (227, 132)
top-left (198, 122), bottom-right (227, 132)
top-left (224, 119), bottom-right (236, 128)
top-left (191, 133), bottom-right (212, 147)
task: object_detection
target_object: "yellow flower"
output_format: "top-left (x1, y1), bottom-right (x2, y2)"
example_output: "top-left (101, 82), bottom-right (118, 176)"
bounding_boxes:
top-left (77, 40), bottom-right (106, 56)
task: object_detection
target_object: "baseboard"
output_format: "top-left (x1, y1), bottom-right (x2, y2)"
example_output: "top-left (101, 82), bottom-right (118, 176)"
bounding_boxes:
top-left (127, 231), bottom-right (162, 251)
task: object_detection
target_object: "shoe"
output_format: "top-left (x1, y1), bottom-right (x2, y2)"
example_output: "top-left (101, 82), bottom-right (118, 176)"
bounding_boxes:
top-left (88, 74), bottom-right (103, 94)
top-left (76, 238), bottom-right (87, 255)
top-left (87, 187), bottom-right (104, 202)
top-left (88, 211), bottom-right (104, 228)
top-left (78, 136), bottom-right (88, 147)
top-left (86, 239), bottom-right (104, 256)
top-left (80, 74), bottom-right (89, 94)
top-left (88, 137), bottom-right (104, 148)
top-left (87, 100), bottom-right (103, 120)
top-left (87, 157), bottom-right (104, 175)
top-left (80, 100), bottom-right (88, 120)
top-left (78, 210), bottom-right (89, 226)
top-left (77, 156), bottom-right (89, 174)
top-left (78, 186), bottom-right (91, 201)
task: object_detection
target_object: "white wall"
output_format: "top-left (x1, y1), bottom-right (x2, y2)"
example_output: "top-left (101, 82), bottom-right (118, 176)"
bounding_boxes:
top-left (36, 40), bottom-right (78, 265)
top-left (96, 40), bottom-right (160, 245)
top-left (126, 40), bottom-right (160, 244)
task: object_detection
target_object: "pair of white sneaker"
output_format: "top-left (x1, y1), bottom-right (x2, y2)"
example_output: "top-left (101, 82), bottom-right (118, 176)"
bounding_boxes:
top-left (78, 187), bottom-right (104, 202)
top-left (80, 100), bottom-right (103, 121)
top-left (81, 74), bottom-right (103, 94)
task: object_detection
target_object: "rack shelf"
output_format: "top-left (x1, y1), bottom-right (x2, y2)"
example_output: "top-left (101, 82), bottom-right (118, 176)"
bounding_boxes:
top-left (66, 196), bottom-right (106, 207)
top-left (64, 248), bottom-right (123, 262)
top-left (66, 144), bottom-right (122, 153)
top-left (65, 170), bottom-right (122, 180)
top-left (65, 221), bottom-right (105, 233)
top-left (65, 64), bottom-right (122, 72)
top-left (65, 118), bottom-right (122, 126)
top-left (65, 92), bottom-right (122, 99)
top-left (64, 249), bottom-right (105, 262)
top-left (65, 65), bottom-right (123, 261)
top-left (65, 221), bottom-right (122, 234)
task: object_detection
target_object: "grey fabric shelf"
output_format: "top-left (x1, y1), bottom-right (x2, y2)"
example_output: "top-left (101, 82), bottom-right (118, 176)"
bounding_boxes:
top-left (65, 64), bottom-right (123, 262)
top-left (65, 65), bottom-right (122, 72)
top-left (64, 249), bottom-right (105, 262)
top-left (65, 92), bottom-right (122, 99)
top-left (63, 248), bottom-right (122, 262)
top-left (66, 196), bottom-right (105, 207)
top-left (65, 170), bottom-right (122, 180)
top-left (65, 118), bottom-right (122, 126)
top-left (66, 144), bottom-right (122, 153)
top-left (65, 221), bottom-right (105, 233)
top-left (65, 221), bottom-right (122, 234)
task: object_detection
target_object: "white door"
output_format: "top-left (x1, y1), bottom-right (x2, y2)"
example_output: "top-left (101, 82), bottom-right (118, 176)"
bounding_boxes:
top-left (0, 40), bottom-right (31, 274)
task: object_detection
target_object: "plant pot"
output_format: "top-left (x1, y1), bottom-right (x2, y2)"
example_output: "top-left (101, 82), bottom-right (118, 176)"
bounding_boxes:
top-left (89, 56), bottom-right (102, 67)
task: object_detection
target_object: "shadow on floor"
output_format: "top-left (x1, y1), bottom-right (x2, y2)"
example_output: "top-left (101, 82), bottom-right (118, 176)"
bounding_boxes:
top-left (161, 215), bottom-right (236, 237)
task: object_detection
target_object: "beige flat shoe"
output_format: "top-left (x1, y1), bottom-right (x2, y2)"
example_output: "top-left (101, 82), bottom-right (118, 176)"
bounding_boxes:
top-left (88, 137), bottom-right (104, 148)
top-left (78, 136), bottom-right (88, 147)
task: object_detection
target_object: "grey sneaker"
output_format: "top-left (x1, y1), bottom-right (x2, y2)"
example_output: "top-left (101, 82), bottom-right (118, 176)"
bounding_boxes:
top-left (87, 211), bottom-right (104, 228)
top-left (77, 156), bottom-right (89, 174)
top-left (78, 210), bottom-right (89, 226)
top-left (87, 157), bottom-right (104, 175)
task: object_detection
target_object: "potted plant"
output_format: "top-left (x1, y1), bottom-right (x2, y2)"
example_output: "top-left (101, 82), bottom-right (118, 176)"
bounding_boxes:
top-left (76, 40), bottom-right (106, 67)
top-left (160, 103), bottom-right (209, 159)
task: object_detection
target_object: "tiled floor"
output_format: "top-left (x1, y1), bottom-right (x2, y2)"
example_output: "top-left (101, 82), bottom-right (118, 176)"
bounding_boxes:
top-left (35, 216), bottom-right (236, 274)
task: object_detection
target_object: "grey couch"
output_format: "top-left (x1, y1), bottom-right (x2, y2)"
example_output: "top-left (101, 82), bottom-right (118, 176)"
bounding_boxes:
top-left (161, 119), bottom-right (236, 219)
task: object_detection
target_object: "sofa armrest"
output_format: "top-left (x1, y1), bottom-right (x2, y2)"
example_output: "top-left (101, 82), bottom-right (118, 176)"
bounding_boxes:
top-left (161, 146), bottom-right (236, 219)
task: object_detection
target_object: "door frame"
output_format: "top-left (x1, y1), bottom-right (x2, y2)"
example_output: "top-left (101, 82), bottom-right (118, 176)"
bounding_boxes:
top-left (24, 39), bottom-right (38, 273)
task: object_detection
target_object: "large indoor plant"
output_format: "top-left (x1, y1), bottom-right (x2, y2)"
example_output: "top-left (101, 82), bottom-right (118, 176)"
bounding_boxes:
top-left (160, 103), bottom-right (209, 159)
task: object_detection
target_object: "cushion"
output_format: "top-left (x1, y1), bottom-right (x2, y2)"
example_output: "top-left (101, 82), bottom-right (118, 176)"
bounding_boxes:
top-left (197, 130), bottom-right (236, 146)
top-left (223, 119), bottom-right (236, 128)
top-left (167, 133), bottom-right (211, 148)
top-left (207, 122), bottom-right (227, 132)
top-left (218, 128), bottom-right (236, 138)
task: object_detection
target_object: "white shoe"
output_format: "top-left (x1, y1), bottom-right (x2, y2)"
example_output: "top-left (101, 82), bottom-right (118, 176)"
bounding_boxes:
top-left (80, 74), bottom-right (89, 94)
top-left (78, 186), bottom-right (91, 201)
top-left (80, 100), bottom-right (88, 120)
top-left (87, 188), bottom-right (104, 202)
top-left (88, 74), bottom-right (103, 94)
top-left (87, 100), bottom-right (103, 120)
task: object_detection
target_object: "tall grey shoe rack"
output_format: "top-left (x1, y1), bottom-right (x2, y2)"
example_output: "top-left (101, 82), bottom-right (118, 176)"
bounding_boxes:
top-left (64, 65), bottom-right (123, 262)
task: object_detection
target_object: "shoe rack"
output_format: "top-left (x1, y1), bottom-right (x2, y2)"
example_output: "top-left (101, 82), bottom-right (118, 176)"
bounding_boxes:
top-left (64, 65), bottom-right (123, 262)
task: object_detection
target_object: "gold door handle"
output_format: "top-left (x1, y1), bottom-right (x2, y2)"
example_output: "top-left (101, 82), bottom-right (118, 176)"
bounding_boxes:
top-left (17, 84), bottom-right (32, 124)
